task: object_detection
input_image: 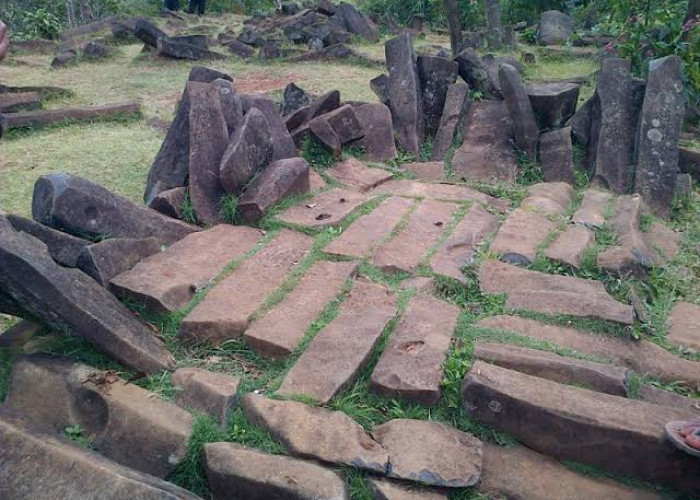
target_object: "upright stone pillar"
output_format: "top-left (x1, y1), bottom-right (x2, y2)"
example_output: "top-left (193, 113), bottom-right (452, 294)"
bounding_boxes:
top-left (485, 0), bottom-right (503, 48)
top-left (443, 0), bottom-right (463, 55)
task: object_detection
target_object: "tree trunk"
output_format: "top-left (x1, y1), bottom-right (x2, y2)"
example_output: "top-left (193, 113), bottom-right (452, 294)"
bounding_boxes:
top-left (443, 0), bottom-right (463, 55)
top-left (485, 0), bottom-right (503, 49)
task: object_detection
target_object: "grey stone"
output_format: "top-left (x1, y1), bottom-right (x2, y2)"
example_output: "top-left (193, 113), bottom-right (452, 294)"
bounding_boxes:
top-left (212, 78), bottom-right (243, 135)
top-left (281, 82), bottom-right (310, 116)
top-left (417, 55), bottom-right (458, 137)
top-left (354, 103), bottom-right (398, 162)
top-left (500, 64), bottom-right (538, 159)
top-left (538, 10), bottom-right (573, 45)
top-left (148, 187), bottom-right (187, 220)
top-left (82, 41), bottom-right (113, 59)
top-left (334, 2), bottom-right (378, 42)
top-left (6, 213), bottom-right (89, 267)
top-left (172, 368), bottom-right (240, 428)
top-left (77, 237), bottom-right (162, 286)
top-left (241, 94), bottom-right (299, 161)
top-left (134, 19), bottom-right (167, 48)
top-left (527, 81), bottom-right (580, 130)
top-left (237, 29), bottom-right (265, 47)
top-left (370, 74), bottom-right (390, 105)
top-left (539, 127), bottom-right (575, 184)
top-left (432, 82), bottom-right (470, 161)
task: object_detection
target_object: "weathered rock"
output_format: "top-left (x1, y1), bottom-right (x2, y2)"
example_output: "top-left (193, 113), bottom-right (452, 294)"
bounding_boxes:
top-left (243, 394), bottom-right (388, 472)
top-left (354, 103), bottom-right (398, 162)
top-left (134, 19), bottom-right (167, 48)
top-left (634, 56), bottom-right (686, 218)
top-left (6, 213), bottom-right (89, 267)
top-left (148, 186), bottom-right (187, 219)
top-left (372, 419), bottom-right (482, 487)
top-left (668, 302), bottom-right (700, 351)
top-left (281, 82), bottom-right (310, 116)
top-left (212, 78), bottom-right (244, 135)
top-left (370, 74), bottom-right (390, 104)
top-left (452, 100), bottom-right (518, 183)
top-left (316, 0), bottom-right (336, 15)
top-left (371, 295), bottom-right (459, 405)
top-left (237, 29), bottom-right (265, 47)
top-left (431, 82), bottom-right (469, 161)
top-left (309, 116), bottom-right (342, 155)
top-left (521, 182), bottom-right (573, 215)
top-left (277, 188), bottom-right (369, 228)
top-left (545, 224), bottom-right (595, 269)
top-left (479, 260), bottom-right (634, 324)
top-left (50, 49), bottom-right (78, 68)
top-left (594, 58), bottom-right (633, 193)
top-left (327, 158), bottom-right (392, 192)
top-left (461, 361), bottom-right (698, 493)
top-left (157, 35), bottom-right (215, 60)
top-left (278, 280), bottom-right (397, 403)
top-left (6, 355), bottom-right (192, 477)
top-left (285, 90), bottom-right (340, 132)
top-left (539, 127), bottom-right (575, 184)
top-left (205, 443), bottom-right (349, 500)
top-left (369, 479), bottom-right (448, 500)
top-left (401, 162), bottom-right (444, 181)
top-left (537, 10), bottom-right (573, 45)
top-left (374, 179), bottom-right (509, 211)
top-left (172, 368), bottom-right (240, 428)
top-left (679, 146), bottom-right (700, 181)
top-left (77, 237), bottom-right (161, 286)
top-left (0, 91), bottom-right (40, 113)
top-left (0, 408), bottom-right (202, 500)
top-left (527, 81), bottom-right (580, 130)
top-left (500, 64), bottom-right (538, 159)
top-left (385, 34), bottom-right (424, 154)
top-left (1, 101), bottom-right (140, 133)
top-left (373, 199), bottom-right (458, 274)
top-left (224, 38), bottom-right (256, 58)
top-left (676, 173), bottom-right (693, 198)
top-left (111, 225), bottom-right (261, 314)
top-left (259, 38), bottom-right (282, 59)
top-left (318, 104), bottom-right (364, 144)
top-left (572, 189), bottom-right (612, 228)
top-left (489, 209), bottom-right (556, 265)
top-left (240, 94), bottom-right (298, 161)
top-left (82, 41), bottom-right (113, 58)
top-left (0, 320), bottom-right (44, 351)
top-left (638, 385), bottom-right (700, 413)
top-left (334, 2), bottom-right (378, 42)
top-left (453, 49), bottom-right (495, 97)
top-left (179, 230), bottom-right (313, 344)
top-left (417, 56), bottom-right (458, 137)
top-left (571, 94), bottom-right (595, 149)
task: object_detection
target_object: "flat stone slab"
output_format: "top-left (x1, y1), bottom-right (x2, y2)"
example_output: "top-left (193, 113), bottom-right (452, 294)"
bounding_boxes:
top-left (371, 295), bottom-right (459, 405)
top-left (277, 188), bottom-right (369, 229)
top-left (327, 158), bottom-right (393, 192)
top-left (77, 237), bottom-right (162, 287)
top-left (243, 260), bottom-right (357, 359)
top-left (489, 208), bottom-right (555, 264)
top-left (204, 443), bottom-right (349, 500)
top-left (309, 169), bottom-right (327, 191)
top-left (668, 302), bottom-right (700, 351)
top-left (111, 225), bottom-right (262, 315)
top-left (277, 279), bottom-right (397, 403)
top-left (431, 204), bottom-right (498, 282)
top-left (572, 189), bottom-right (612, 228)
top-left (401, 162), bottom-right (445, 181)
top-left (179, 230), bottom-right (313, 344)
top-left (545, 224), bottom-right (595, 269)
top-left (478, 260), bottom-right (634, 324)
top-left (479, 443), bottom-right (662, 500)
top-left (373, 179), bottom-right (509, 211)
top-left (525, 182), bottom-right (573, 214)
top-left (473, 341), bottom-right (629, 396)
top-left (243, 394), bottom-right (389, 473)
top-left (172, 368), bottom-right (240, 429)
top-left (371, 419), bottom-right (483, 487)
top-left (477, 315), bottom-right (700, 389)
top-left (637, 385), bottom-right (700, 413)
top-left (325, 197), bottom-right (416, 259)
top-left (1, 101), bottom-right (141, 132)
top-left (369, 479), bottom-right (448, 500)
top-left (462, 361), bottom-right (698, 493)
top-left (373, 199), bottom-right (458, 274)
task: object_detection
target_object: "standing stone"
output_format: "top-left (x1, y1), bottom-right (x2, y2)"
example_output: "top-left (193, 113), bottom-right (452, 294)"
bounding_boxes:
top-left (77, 237), bottom-right (162, 286)
top-left (485, 0), bottom-right (504, 48)
top-left (33, 174), bottom-right (198, 246)
top-left (354, 103), bottom-right (398, 162)
top-left (240, 94), bottom-right (298, 161)
top-left (634, 56), bottom-right (686, 218)
top-left (211, 78), bottom-right (243, 136)
top-left (539, 127), bottom-right (575, 184)
top-left (500, 64), bottom-right (538, 160)
top-left (594, 58), bottom-right (633, 194)
top-left (281, 82), bottom-right (310, 116)
top-left (443, 0), bottom-right (463, 55)
top-left (527, 82), bottom-right (580, 130)
top-left (386, 34), bottom-right (424, 155)
top-left (417, 56), bottom-right (458, 137)
top-left (187, 82), bottom-right (229, 225)
top-left (538, 10), bottom-right (573, 45)
top-left (220, 108), bottom-right (273, 195)
top-left (432, 82), bottom-right (470, 161)
top-left (172, 368), bottom-right (240, 429)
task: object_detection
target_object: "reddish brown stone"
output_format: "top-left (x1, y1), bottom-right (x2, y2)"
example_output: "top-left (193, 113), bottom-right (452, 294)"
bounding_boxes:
top-left (370, 295), bottom-right (459, 405)
top-left (373, 199), bottom-right (458, 274)
top-left (111, 225), bottom-right (262, 315)
top-left (148, 187), bottom-right (187, 220)
top-left (243, 260), bottom-right (357, 359)
top-left (309, 169), bottom-right (327, 191)
top-left (179, 229), bottom-right (313, 344)
top-left (373, 179), bottom-right (509, 212)
top-left (369, 479), bottom-right (448, 500)
top-left (327, 158), bottom-right (393, 192)
top-left (545, 224), bottom-right (595, 269)
top-left (325, 197), bottom-right (415, 259)
top-left (489, 208), bottom-right (555, 264)
top-left (524, 182), bottom-right (573, 214)
top-left (276, 188), bottom-right (369, 229)
top-left (637, 385), bottom-right (700, 413)
top-left (668, 302), bottom-right (700, 351)
top-left (172, 367), bottom-right (240, 428)
top-left (277, 279), bottom-right (397, 403)
top-left (401, 162), bottom-right (445, 181)
top-left (77, 237), bottom-right (162, 287)
top-left (432, 82), bottom-right (469, 161)
top-left (309, 117), bottom-right (342, 156)
top-left (317, 104), bottom-right (364, 144)
top-left (354, 103), bottom-right (397, 162)
top-left (572, 189), bottom-right (612, 228)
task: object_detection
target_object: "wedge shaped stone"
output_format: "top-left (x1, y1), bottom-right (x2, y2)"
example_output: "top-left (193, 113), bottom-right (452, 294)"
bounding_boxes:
top-left (172, 368), bottom-right (240, 429)
top-left (6, 213), bottom-right (89, 267)
top-left (276, 188), bottom-right (369, 229)
top-left (327, 158), bottom-right (393, 192)
top-left (77, 237), bottom-right (161, 286)
top-left (148, 187), bottom-right (187, 220)
top-left (354, 103), bottom-right (397, 162)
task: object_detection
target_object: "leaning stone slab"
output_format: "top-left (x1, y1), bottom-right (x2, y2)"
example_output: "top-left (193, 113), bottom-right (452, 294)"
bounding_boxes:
top-left (309, 116), bottom-right (342, 156)
top-left (33, 173), bottom-right (198, 246)
top-left (6, 213), bottom-right (89, 267)
top-left (6, 355), bottom-right (193, 478)
top-left (500, 64), bottom-right (537, 159)
top-left (462, 361), bottom-right (699, 493)
top-left (417, 55), bottom-right (458, 137)
top-left (668, 302), bottom-right (700, 351)
top-left (373, 179), bottom-right (508, 211)
top-left (111, 225), bottom-right (262, 315)
top-left (545, 224), bottom-right (595, 269)
top-left (371, 295), bottom-right (459, 405)
top-left (204, 443), bottom-right (349, 500)
top-left (489, 208), bottom-right (555, 265)
top-left (327, 158), bottom-right (393, 192)
top-left (285, 90), bottom-right (340, 132)
top-left (539, 127), bottom-right (575, 184)
top-left (278, 279), bottom-right (397, 403)
top-left (325, 197), bottom-right (415, 259)
top-left (0, 225), bottom-right (173, 373)
top-left (432, 82), bottom-right (469, 161)
top-left (373, 199), bottom-right (458, 274)
top-left (431, 204), bottom-right (498, 281)
top-left (179, 230), bottom-right (312, 344)
top-left (526, 81), bottom-right (580, 130)
top-left (276, 188), bottom-right (369, 229)
top-left (77, 237), bottom-right (161, 286)
top-left (243, 394), bottom-right (389, 472)
top-left (0, 408), bottom-right (202, 500)
top-left (473, 341), bottom-right (629, 396)
top-left (0, 101), bottom-right (140, 133)
top-left (478, 260), bottom-right (634, 324)
top-left (172, 368), bottom-right (240, 429)
top-left (240, 94), bottom-right (298, 161)
top-left (354, 103), bottom-right (398, 162)
top-left (572, 189), bottom-right (612, 228)
top-left (244, 260), bottom-right (356, 358)
top-left (371, 419), bottom-right (482, 488)
top-left (476, 315), bottom-right (700, 391)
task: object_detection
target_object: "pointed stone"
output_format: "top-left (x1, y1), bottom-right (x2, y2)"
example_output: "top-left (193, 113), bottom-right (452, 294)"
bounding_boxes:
top-left (327, 158), bottom-right (393, 192)
top-left (489, 208), bottom-right (556, 265)
top-left (500, 64), bottom-right (537, 159)
top-left (0, 320), bottom-right (44, 351)
top-left (309, 116), bottom-right (342, 156)
top-left (6, 213), bottom-right (89, 267)
top-left (77, 237), bottom-right (162, 286)
top-left (172, 368), bottom-right (240, 429)
top-left (545, 224), bottom-right (595, 269)
top-left (370, 74), bottom-right (390, 104)
top-left (354, 103), bottom-right (397, 162)
top-left (276, 188), bottom-right (369, 229)
top-left (432, 82), bottom-right (470, 161)
top-left (240, 94), bottom-right (298, 161)
top-left (572, 189), bottom-right (612, 228)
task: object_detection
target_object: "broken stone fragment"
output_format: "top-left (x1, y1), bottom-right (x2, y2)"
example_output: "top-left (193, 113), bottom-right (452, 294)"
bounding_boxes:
top-left (77, 237), bottom-right (162, 286)
top-left (353, 103), bottom-right (398, 162)
top-left (240, 94), bottom-right (298, 161)
top-left (416, 55), bottom-right (458, 137)
top-left (6, 213), bottom-right (89, 267)
top-left (431, 82), bottom-right (469, 161)
top-left (527, 81), bottom-right (580, 130)
top-left (537, 10), bottom-right (573, 45)
top-left (327, 158), bottom-right (393, 192)
top-left (148, 186), bottom-right (187, 220)
top-left (172, 367), bottom-right (240, 429)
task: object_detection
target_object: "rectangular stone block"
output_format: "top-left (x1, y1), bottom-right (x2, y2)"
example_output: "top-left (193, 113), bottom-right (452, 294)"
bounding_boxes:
top-left (172, 368), bottom-right (240, 429)
top-left (276, 188), bottom-right (369, 229)
top-left (488, 208), bottom-right (555, 264)
top-left (373, 179), bottom-right (509, 211)
top-left (326, 158), bottom-right (393, 192)
top-left (572, 189), bottom-right (612, 228)
top-left (544, 224), bottom-right (595, 269)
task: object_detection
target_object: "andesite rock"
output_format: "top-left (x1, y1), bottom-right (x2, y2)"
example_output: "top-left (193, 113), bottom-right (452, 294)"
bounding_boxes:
top-left (539, 127), bottom-right (575, 184)
top-left (224, 38), bottom-right (255, 58)
top-left (334, 2), bottom-right (378, 42)
top-left (0, 320), bottom-right (44, 351)
top-left (240, 94), bottom-right (298, 161)
top-left (6, 213), bottom-right (89, 267)
top-left (538, 10), bottom-right (573, 45)
top-left (454, 49), bottom-right (496, 97)
top-left (353, 103), bottom-right (398, 162)
top-left (370, 74), bottom-right (390, 104)
top-left (327, 158), bottom-right (393, 192)
top-left (432, 82), bottom-right (470, 161)
top-left (369, 479), bottom-right (448, 500)
top-left (572, 189), bottom-right (612, 228)
top-left (417, 55), bottom-right (458, 137)
top-left (134, 19), bottom-right (167, 49)
top-left (277, 188), bottom-right (369, 229)
top-left (280, 82), bottom-right (310, 115)
top-left (489, 208), bottom-right (556, 264)
top-left (148, 186), bottom-right (187, 219)
top-left (317, 103), bottom-right (364, 144)
top-left (172, 368), bottom-right (240, 429)
top-left (500, 64), bottom-right (538, 159)
top-left (77, 237), bottom-right (161, 286)
top-left (401, 161), bottom-right (445, 181)
top-left (638, 384), bottom-right (700, 413)
top-left (545, 224), bottom-right (595, 269)
top-left (374, 179), bottom-right (509, 211)
top-left (309, 116), bottom-right (342, 155)
top-left (527, 81), bottom-right (580, 130)
top-left (212, 78), bottom-right (244, 135)
top-left (668, 302), bottom-right (700, 351)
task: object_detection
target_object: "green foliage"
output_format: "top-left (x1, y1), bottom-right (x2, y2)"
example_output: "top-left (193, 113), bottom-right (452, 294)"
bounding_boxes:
top-left (502, 0), bottom-right (567, 25)
top-left (63, 425), bottom-right (93, 449)
top-left (14, 7), bottom-right (61, 40)
top-left (301, 136), bottom-right (337, 169)
top-left (219, 194), bottom-right (240, 225)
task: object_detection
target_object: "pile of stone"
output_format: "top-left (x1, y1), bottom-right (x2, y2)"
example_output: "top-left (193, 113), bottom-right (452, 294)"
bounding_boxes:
top-left (129, 18), bottom-right (224, 60)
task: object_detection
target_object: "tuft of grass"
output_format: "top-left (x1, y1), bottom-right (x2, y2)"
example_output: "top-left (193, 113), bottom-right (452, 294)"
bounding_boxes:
top-left (219, 194), bottom-right (240, 225)
top-left (301, 135), bottom-right (337, 169)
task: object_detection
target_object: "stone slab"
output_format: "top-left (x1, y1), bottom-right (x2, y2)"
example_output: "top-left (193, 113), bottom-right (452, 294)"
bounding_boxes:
top-left (461, 361), bottom-right (698, 493)
top-left (243, 260), bottom-right (357, 359)
top-left (77, 237), bottom-right (162, 286)
top-left (325, 197), bottom-right (415, 259)
top-left (327, 158), bottom-right (393, 192)
top-left (354, 103), bottom-right (398, 162)
top-left (309, 169), bottom-right (327, 191)
top-left (373, 199), bottom-right (458, 274)
top-left (489, 208), bottom-right (555, 264)
top-left (243, 394), bottom-right (389, 473)
top-left (179, 229), bottom-right (313, 344)
top-left (545, 224), bottom-right (595, 269)
top-left (172, 368), bottom-right (240, 429)
top-left (370, 295), bottom-right (459, 405)
top-left (668, 302), bottom-right (700, 351)
top-left (637, 385), bottom-right (700, 413)
top-left (369, 479), bottom-right (448, 500)
top-left (401, 162), bottom-right (445, 181)
top-left (277, 188), bottom-right (369, 229)
top-left (373, 179), bottom-right (509, 211)
top-left (524, 182), bottom-right (573, 214)
top-left (1, 101), bottom-right (140, 132)
top-left (431, 82), bottom-right (469, 161)
top-left (277, 279), bottom-right (397, 403)
top-left (572, 189), bottom-right (612, 228)
top-left (111, 225), bottom-right (262, 315)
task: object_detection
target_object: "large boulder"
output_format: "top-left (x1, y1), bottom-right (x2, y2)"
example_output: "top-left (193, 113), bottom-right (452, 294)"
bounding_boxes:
top-left (334, 2), bottom-right (378, 42)
top-left (499, 64), bottom-right (538, 159)
top-left (417, 55), bottom-right (458, 137)
top-left (353, 103), bottom-right (398, 162)
top-left (241, 94), bottom-right (298, 161)
top-left (538, 10), bottom-right (573, 45)
top-left (32, 174), bottom-right (198, 246)
top-left (527, 81), bottom-right (580, 130)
